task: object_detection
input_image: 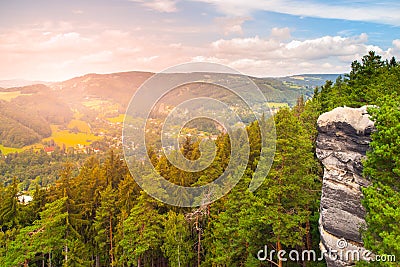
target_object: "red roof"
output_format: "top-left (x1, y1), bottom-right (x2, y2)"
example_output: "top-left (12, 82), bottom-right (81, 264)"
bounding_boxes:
top-left (44, 147), bottom-right (55, 153)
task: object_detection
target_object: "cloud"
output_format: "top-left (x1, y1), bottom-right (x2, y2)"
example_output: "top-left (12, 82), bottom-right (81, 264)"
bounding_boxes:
top-left (270, 27), bottom-right (291, 40)
top-left (1, 21), bottom-right (399, 81)
top-left (0, 23), bottom-right (191, 80)
top-left (211, 33), bottom-right (378, 61)
top-left (214, 16), bottom-right (250, 35)
top-left (131, 0), bottom-right (178, 13)
top-left (194, 33), bottom-right (400, 76)
top-left (393, 39), bottom-right (400, 50)
top-left (190, 0), bottom-right (400, 26)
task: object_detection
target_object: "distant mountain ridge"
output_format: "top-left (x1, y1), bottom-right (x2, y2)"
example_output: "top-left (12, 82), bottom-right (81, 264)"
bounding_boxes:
top-left (0, 71), bottom-right (340, 148)
top-left (0, 73), bottom-right (341, 90)
top-left (279, 74), bottom-right (342, 88)
top-left (0, 79), bottom-right (51, 88)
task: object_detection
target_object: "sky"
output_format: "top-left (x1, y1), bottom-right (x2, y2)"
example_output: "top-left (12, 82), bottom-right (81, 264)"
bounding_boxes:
top-left (0, 0), bottom-right (399, 81)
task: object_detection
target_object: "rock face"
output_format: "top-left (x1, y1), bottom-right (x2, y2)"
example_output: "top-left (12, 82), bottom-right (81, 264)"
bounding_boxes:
top-left (316, 106), bottom-right (374, 267)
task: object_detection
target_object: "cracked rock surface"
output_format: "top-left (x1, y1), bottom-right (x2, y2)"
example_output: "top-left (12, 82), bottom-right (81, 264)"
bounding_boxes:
top-left (316, 106), bottom-right (374, 267)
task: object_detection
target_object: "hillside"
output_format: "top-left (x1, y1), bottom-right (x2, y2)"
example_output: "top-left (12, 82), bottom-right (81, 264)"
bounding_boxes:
top-left (279, 74), bottom-right (342, 88)
top-left (51, 71), bottom-right (154, 107)
top-left (0, 71), bottom-right (336, 149)
top-left (0, 85), bottom-right (72, 147)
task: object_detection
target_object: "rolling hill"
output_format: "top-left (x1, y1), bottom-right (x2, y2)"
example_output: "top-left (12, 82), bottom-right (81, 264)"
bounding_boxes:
top-left (0, 72), bottom-right (339, 149)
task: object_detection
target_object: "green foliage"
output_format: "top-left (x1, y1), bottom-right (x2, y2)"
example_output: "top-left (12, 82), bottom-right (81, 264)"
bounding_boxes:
top-left (314, 52), bottom-right (400, 266)
top-left (360, 94), bottom-right (400, 266)
top-left (316, 51), bottom-right (400, 113)
top-left (7, 53), bottom-right (400, 266)
top-left (0, 98), bottom-right (324, 267)
top-left (0, 85), bottom-right (73, 147)
top-left (361, 183), bottom-right (400, 265)
top-left (94, 184), bottom-right (118, 266)
top-left (0, 148), bottom-right (87, 188)
top-left (119, 192), bottom-right (164, 266)
top-left (364, 95), bottom-right (400, 187)
top-left (257, 108), bottom-right (321, 266)
top-left (162, 211), bottom-right (194, 267)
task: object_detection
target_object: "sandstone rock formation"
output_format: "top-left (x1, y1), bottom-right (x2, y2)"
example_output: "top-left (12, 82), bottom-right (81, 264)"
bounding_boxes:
top-left (316, 106), bottom-right (374, 267)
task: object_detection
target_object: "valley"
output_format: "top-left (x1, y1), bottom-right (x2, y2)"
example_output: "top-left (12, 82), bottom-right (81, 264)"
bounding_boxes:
top-left (0, 72), bottom-right (336, 155)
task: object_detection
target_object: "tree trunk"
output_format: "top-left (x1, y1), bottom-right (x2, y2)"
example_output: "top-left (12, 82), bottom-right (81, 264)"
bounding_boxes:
top-left (109, 213), bottom-right (114, 266)
top-left (306, 220), bottom-right (312, 250)
top-left (96, 254), bottom-right (100, 267)
top-left (277, 240), bottom-right (282, 267)
top-left (177, 243), bottom-right (181, 267)
top-left (197, 218), bottom-right (201, 267)
top-left (65, 244), bottom-right (68, 265)
top-left (138, 257), bottom-right (141, 267)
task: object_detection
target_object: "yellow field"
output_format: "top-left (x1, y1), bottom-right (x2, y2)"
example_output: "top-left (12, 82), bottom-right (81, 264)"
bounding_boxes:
top-left (43, 125), bottom-right (101, 147)
top-left (291, 76), bottom-right (305, 80)
top-left (107, 114), bottom-right (125, 123)
top-left (0, 144), bottom-right (23, 154)
top-left (0, 91), bottom-right (32, 101)
top-left (68, 120), bottom-right (91, 133)
top-left (72, 110), bottom-right (84, 120)
top-left (283, 81), bottom-right (302, 89)
top-left (268, 102), bottom-right (289, 108)
top-left (83, 99), bottom-right (117, 110)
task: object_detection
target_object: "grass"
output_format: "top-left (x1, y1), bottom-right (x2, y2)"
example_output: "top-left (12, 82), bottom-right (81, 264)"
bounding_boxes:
top-left (268, 102), bottom-right (289, 108)
top-left (0, 91), bottom-right (32, 101)
top-left (83, 99), bottom-right (118, 111)
top-left (0, 119), bottom-right (99, 154)
top-left (283, 81), bottom-right (302, 89)
top-left (82, 99), bottom-right (106, 110)
top-left (68, 119), bottom-right (91, 133)
top-left (107, 114), bottom-right (125, 123)
top-left (43, 125), bottom-right (101, 147)
top-left (0, 144), bottom-right (23, 154)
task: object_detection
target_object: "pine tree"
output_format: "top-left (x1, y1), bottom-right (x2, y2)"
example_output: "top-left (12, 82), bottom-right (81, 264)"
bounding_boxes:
top-left (119, 191), bottom-right (164, 266)
top-left (94, 184), bottom-right (118, 266)
top-left (364, 96), bottom-right (400, 188)
top-left (361, 183), bottom-right (400, 265)
top-left (361, 95), bottom-right (400, 264)
top-left (257, 108), bottom-right (320, 267)
top-left (0, 177), bottom-right (20, 229)
top-left (162, 211), bottom-right (194, 266)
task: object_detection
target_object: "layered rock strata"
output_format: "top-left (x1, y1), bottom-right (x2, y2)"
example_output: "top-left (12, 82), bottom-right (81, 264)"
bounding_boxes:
top-left (316, 106), bottom-right (374, 267)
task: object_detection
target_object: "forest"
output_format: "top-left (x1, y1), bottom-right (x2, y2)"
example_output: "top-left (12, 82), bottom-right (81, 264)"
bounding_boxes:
top-left (0, 85), bottom-right (72, 148)
top-left (0, 51), bottom-right (399, 267)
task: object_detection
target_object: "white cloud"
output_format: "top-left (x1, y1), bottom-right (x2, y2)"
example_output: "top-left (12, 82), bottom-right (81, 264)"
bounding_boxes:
top-left (0, 23), bottom-right (191, 80)
top-left (131, 0), bottom-right (178, 13)
top-left (393, 39), bottom-right (400, 50)
top-left (270, 27), bottom-right (291, 40)
top-left (190, 0), bottom-right (400, 26)
top-left (196, 33), bottom-right (400, 76)
top-left (214, 16), bottom-right (250, 35)
top-left (1, 21), bottom-right (399, 81)
top-left (211, 33), bottom-right (377, 61)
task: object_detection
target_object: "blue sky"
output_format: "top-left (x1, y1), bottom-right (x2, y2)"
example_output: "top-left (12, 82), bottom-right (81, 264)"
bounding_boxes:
top-left (0, 0), bottom-right (399, 80)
